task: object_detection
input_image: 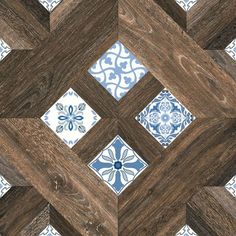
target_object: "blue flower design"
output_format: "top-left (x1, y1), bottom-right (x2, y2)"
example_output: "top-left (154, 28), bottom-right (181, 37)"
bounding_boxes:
top-left (175, 0), bottom-right (198, 11)
top-left (88, 41), bottom-right (148, 101)
top-left (225, 175), bottom-right (236, 198)
top-left (39, 225), bottom-right (61, 236)
top-left (225, 39), bottom-right (236, 61)
top-left (0, 39), bottom-right (11, 62)
top-left (38, 0), bottom-right (62, 12)
top-left (0, 175), bottom-right (11, 198)
top-left (89, 136), bottom-right (148, 195)
top-left (176, 225), bottom-right (197, 236)
top-left (137, 89), bottom-right (195, 148)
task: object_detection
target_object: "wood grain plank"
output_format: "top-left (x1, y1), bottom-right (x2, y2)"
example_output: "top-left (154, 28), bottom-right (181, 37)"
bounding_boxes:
top-left (187, 187), bottom-right (236, 236)
top-left (118, 118), bottom-right (236, 235)
top-left (0, 119), bottom-right (118, 235)
top-left (119, 0), bottom-right (236, 118)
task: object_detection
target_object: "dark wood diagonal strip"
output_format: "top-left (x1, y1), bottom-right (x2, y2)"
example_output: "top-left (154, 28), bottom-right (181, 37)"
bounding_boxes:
top-left (118, 118), bottom-right (236, 235)
top-left (0, 119), bottom-right (117, 235)
top-left (0, 154), bottom-right (29, 186)
top-left (50, 206), bottom-right (83, 236)
top-left (0, 187), bottom-right (48, 235)
top-left (0, 0), bottom-right (49, 49)
top-left (118, 72), bottom-right (164, 118)
top-left (154, 0), bottom-right (187, 29)
top-left (0, 0), bottom-right (118, 118)
top-left (187, 187), bottom-right (236, 236)
top-left (72, 119), bottom-right (118, 164)
top-left (186, 0), bottom-right (236, 49)
top-left (207, 50), bottom-right (236, 81)
top-left (119, 0), bottom-right (236, 118)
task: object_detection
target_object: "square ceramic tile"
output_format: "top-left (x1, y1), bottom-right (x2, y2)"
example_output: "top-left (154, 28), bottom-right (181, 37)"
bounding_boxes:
top-left (0, 175), bottom-right (11, 198)
top-left (89, 135), bottom-right (148, 195)
top-left (41, 88), bottom-right (100, 148)
top-left (176, 225), bottom-right (198, 236)
top-left (38, 0), bottom-right (62, 12)
top-left (225, 39), bottom-right (236, 61)
top-left (175, 0), bottom-right (198, 11)
top-left (136, 89), bottom-right (195, 148)
top-left (88, 41), bottom-right (148, 101)
top-left (225, 175), bottom-right (236, 198)
top-left (0, 39), bottom-right (11, 62)
top-left (39, 225), bottom-right (61, 236)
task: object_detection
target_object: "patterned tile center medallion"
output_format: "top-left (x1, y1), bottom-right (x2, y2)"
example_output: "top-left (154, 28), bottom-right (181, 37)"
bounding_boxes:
top-left (39, 225), bottom-right (61, 236)
top-left (89, 136), bottom-right (148, 195)
top-left (0, 39), bottom-right (11, 62)
top-left (38, 0), bottom-right (62, 12)
top-left (88, 41), bottom-right (148, 101)
top-left (41, 88), bottom-right (100, 148)
top-left (225, 175), bottom-right (236, 198)
top-left (176, 225), bottom-right (198, 235)
top-left (225, 39), bottom-right (236, 61)
top-left (137, 89), bottom-right (195, 148)
top-left (175, 0), bottom-right (198, 11)
top-left (0, 175), bottom-right (11, 198)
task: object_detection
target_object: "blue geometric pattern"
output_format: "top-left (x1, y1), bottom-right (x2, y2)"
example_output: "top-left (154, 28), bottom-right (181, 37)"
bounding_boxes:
top-left (225, 39), bottom-right (236, 61)
top-left (175, 0), bottom-right (198, 11)
top-left (225, 175), bottom-right (236, 198)
top-left (136, 89), bottom-right (195, 148)
top-left (0, 175), bottom-right (11, 198)
top-left (39, 225), bottom-right (61, 236)
top-left (176, 225), bottom-right (198, 236)
top-left (38, 0), bottom-right (62, 12)
top-left (89, 136), bottom-right (148, 195)
top-left (0, 39), bottom-right (11, 62)
top-left (41, 88), bottom-right (100, 148)
top-left (88, 41), bottom-right (148, 101)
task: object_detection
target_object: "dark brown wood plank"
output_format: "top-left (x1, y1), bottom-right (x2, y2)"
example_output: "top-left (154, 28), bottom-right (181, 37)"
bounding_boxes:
top-left (118, 118), bottom-right (236, 235)
top-left (187, 0), bottom-right (236, 49)
top-left (187, 187), bottom-right (236, 236)
top-left (119, 0), bottom-right (236, 118)
top-left (0, 119), bottom-right (118, 235)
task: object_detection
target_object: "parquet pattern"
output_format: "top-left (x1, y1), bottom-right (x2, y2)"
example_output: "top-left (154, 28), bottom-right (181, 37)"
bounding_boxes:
top-left (0, 0), bottom-right (235, 235)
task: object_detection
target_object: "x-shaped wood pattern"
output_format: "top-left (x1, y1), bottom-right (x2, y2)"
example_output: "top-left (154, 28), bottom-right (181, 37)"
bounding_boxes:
top-left (0, 0), bottom-right (236, 235)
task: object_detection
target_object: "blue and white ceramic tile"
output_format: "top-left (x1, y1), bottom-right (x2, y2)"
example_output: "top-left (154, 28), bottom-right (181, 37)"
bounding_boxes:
top-left (89, 135), bottom-right (148, 195)
top-left (225, 39), bottom-right (236, 61)
top-left (0, 175), bottom-right (11, 198)
top-left (41, 88), bottom-right (100, 148)
top-left (88, 41), bottom-right (148, 101)
top-left (0, 39), bottom-right (11, 62)
top-left (39, 225), bottom-right (61, 236)
top-left (38, 0), bottom-right (62, 12)
top-left (225, 175), bottom-right (236, 198)
top-left (175, 0), bottom-right (198, 11)
top-left (176, 225), bottom-right (198, 236)
top-left (136, 89), bottom-right (195, 148)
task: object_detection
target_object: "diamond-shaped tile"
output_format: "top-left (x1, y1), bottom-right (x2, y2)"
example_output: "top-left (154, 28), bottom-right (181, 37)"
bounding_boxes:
top-left (88, 41), bottom-right (148, 101)
top-left (0, 175), bottom-right (11, 198)
top-left (38, 0), bottom-right (62, 12)
top-left (39, 225), bottom-right (61, 236)
top-left (225, 175), bottom-right (236, 198)
top-left (41, 88), bottom-right (100, 148)
top-left (136, 89), bottom-right (195, 148)
top-left (225, 39), bottom-right (236, 61)
top-left (89, 135), bottom-right (148, 195)
top-left (0, 39), bottom-right (11, 62)
top-left (175, 0), bottom-right (198, 11)
top-left (176, 225), bottom-right (197, 236)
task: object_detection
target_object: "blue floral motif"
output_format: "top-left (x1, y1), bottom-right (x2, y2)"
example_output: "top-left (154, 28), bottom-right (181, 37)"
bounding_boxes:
top-left (225, 175), bottom-right (236, 198)
top-left (39, 225), bottom-right (61, 236)
top-left (0, 175), bottom-right (11, 198)
top-left (41, 88), bottom-right (100, 148)
top-left (175, 0), bottom-right (198, 11)
top-left (137, 89), bottom-right (195, 148)
top-left (88, 41), bottom-right (148, 101)
top-left (0, 39), bottom-right (11, 62)
top-left (38, 0), bottom-right (62, 12)
top-left (225, 39), bottom-right (236, 61)
top-left (176, 225), bottom-right (197, 236)
top-left (89, 136), bottom-right (148, 195)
